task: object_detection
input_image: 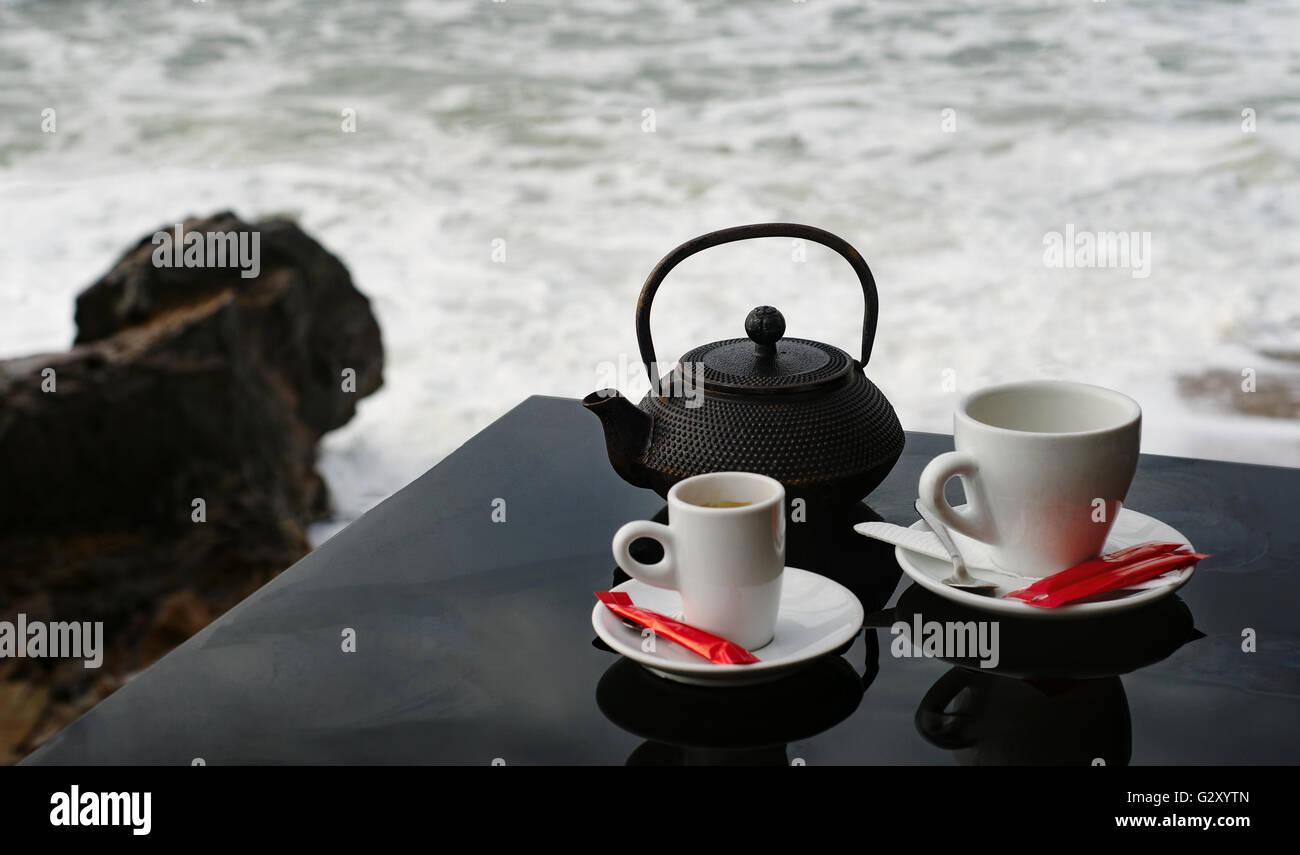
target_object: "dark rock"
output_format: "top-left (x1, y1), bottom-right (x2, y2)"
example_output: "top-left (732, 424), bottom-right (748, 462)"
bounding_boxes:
top-left (136, 589), bottom-right (216, 667)
top-left (0, 212), bottom-right (383, 747)
top-left (0, 681), bottom-right (47, 764)
top-left (73, 210), bottom-right (383, 434)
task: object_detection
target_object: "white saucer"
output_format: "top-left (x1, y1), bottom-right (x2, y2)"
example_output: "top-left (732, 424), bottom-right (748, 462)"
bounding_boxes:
top-left (894, 506), bottom-right (1197, 619)
top-left (592, 567), bottom-right (864, 687)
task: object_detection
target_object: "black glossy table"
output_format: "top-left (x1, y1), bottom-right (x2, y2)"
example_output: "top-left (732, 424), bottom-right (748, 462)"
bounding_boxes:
top-left (26, 396), bottom-right (1300, 765)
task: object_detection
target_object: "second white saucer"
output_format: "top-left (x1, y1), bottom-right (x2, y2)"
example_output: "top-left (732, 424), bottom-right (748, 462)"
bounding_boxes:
top-left (892, 506), bottom-right (1197, 619)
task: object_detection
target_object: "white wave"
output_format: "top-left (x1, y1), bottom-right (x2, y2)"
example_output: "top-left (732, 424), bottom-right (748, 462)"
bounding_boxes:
top-left (0, 0), bottom-right (1296, 544)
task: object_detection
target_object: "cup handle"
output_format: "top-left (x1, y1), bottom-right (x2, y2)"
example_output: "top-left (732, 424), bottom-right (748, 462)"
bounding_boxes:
top-left (915, 668), bottom-right (982, 750)
top-left (917, 451), bottom-right (997, 545)
top-left (612, 520), bottom-right (678, 590)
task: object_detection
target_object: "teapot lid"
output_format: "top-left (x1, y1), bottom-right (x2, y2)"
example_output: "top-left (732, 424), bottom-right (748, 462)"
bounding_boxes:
top-left (679, 306), bottom-right (854, 394)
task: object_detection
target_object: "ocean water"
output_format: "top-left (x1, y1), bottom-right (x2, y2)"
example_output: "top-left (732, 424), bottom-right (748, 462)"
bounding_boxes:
top-left (1, 0), bottom-right (1297, 543)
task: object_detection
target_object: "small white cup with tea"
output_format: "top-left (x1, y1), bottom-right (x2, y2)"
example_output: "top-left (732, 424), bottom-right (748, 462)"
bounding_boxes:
top-left (612, 471), bottom-right (786, 650)
top-left (918, 380), bottom-right (1141, 578)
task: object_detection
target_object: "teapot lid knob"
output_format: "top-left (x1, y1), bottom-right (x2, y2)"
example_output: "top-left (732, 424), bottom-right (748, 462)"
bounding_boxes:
top-left (745, 306), bottom-right (785, 358)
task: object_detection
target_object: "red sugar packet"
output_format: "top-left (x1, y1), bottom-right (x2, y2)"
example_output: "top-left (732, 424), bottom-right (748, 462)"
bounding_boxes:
top-left (595, 591), bottom-right (760, 665)
top-left (1005, 542), bottom-right (1187, 602)
top-left (1021, 551), bottom-right (1207, 609)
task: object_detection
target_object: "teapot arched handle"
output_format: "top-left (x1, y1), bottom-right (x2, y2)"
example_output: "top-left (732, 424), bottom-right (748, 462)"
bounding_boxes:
top-left (634, 222), bottom-right (880, 392)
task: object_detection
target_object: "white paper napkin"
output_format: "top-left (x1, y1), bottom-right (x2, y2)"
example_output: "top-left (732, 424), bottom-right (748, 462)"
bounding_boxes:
top-left (853, 521), bottom-right (1023, 577)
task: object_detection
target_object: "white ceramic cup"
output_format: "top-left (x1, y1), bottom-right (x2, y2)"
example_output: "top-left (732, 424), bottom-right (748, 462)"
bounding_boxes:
top-left (611, 472), bottom-right (786, 650)
top-left (918, 380), bottom-right (1141, 578)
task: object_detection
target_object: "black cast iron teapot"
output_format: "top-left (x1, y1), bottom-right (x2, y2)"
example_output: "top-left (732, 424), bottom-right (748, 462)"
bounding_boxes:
top-left (584, 223), bottom-right (904, 508)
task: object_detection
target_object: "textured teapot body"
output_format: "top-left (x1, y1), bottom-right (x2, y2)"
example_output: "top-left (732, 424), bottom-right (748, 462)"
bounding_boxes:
top-left (632, 370), bottom-right (904, 506)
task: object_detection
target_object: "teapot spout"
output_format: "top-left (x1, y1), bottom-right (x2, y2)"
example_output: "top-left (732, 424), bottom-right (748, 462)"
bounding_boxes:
top-left (583, 389), bottom-right (653, 489)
